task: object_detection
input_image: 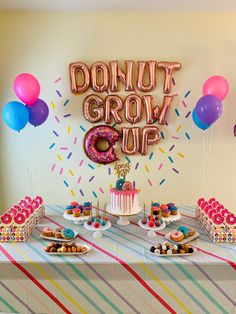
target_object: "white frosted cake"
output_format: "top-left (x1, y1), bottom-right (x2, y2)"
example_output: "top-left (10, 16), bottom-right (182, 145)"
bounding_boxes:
top-left (109, 181), bottom-right (140, 214)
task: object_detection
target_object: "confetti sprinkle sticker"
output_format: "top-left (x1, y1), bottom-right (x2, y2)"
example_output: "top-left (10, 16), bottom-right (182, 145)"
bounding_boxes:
top-left (172, 168), bottom-right (179, 174)
top-left (158, 147), bottom-right (165, 154)
top-left (55, 115), bottom-right (60, 123)
top-left (79, 189), bottom-right (84, 196)
top-left (70, 189), bottom-right (75, 197)
top-left (172, 93), bottom-right (178, 98)
top-left (77, 176), bottom-right (81, 184)
top-left (63, 99), bottom-right (69, 106)
top-left (54, 77), bottom-right (62, 83)
top-left (125, 156), bottom-right (131, 163)
top-left (172, 77), bottom-right (176, 86)
top-left (147, 179), bottom-right (153, 186)
top-left (145, 165), bottom-right (149, 173)
top-left (79, 160), bottom-right (84, 167)
top-left (88, 164), bottom-right (95, 170)
top-left (59, 168), bottom-right (63, 175)
top-left (182, 101), bottom-right (187, 108)
top-left (177, 153), bottom-right (185, 158)
top-left (109, 184), bottom-right (112, 189)
top-left (158, 163), bottom-right (163, 170)
top-left (133, 181), bottom-right (136, 188)
top-left (67, 126), bottom-right (71, 135)
top-left (168, 156), bottom-right (174, 163)
top-left (149, 152), bottom-right (154, 160)
top-left (159, 179), bottom-right (166, 186)
top-left (67, 152), bottom-right (72, 159)
top-left (135, 162), bottom-right (139, 170)
top-left (74, 137), bottom-right (77, 145)
top-left (57, 154), bottom-right (62, 161)
top-left (60, 147), bottom-right (68, 150)
top-left (99, 187), bottom-right (104, 194)
top-left (69, 169), bottom-right (74, 176)
top-left (171, 136), bottom-right (179, 140)
top-left (64, 114), bottom-right (71, 118)
top-left (169, 145), bottom-right (175, 151)
top-left (80, 125), bottom-right (86, 132)
top-left (51, 101), bottom-right (55, 110)
top-left (89, 176), bottom-right (95, 182)
top-left (161, 132), bottom-right (165, 140)
top-left (112, 122), bottom-right (117, 128)
top-left (176, 124), bottom-right (182, 132)
top-left (53, 130), bottom-right (59, 137)
top-left (49, 143), bottom-right (55, 150)
top-left (184, 90), bottom-right (191, 98)
top-left (92, 191), bottom-right (97, 198)
top-left (108, 167), bottom-right (111, 175)
top-left (185, 132), bottom-right (190, 140)
top-left (51, 164), bottom-right (56, 171)
top-left (175, 109), bottom-right (180, 116)
top-left (63, 180), bottom-right (69, 187)
top-left (185, 111), bottom-right (191, 118)
top-left (56, 90), bottom-right (62, 97)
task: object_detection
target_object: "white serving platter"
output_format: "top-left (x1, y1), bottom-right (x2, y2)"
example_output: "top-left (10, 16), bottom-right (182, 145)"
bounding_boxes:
top-left (161, 213), bottom-right (182, 223)
top-left (40, 230), bottom-right (78, 242)
top-left (165, 230), bottom-right (200, 244)
top-left (146, 247), bottom-right (197, 257)
top-left (44, 245), bottom-right (91, 255)
top-left (63, 212), bottom-right (90, 224)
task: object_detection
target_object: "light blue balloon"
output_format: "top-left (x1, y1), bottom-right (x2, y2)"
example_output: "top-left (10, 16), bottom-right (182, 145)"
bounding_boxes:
top-left (192, 108), bottom-right (211, 131)
top-left (2, 101), bottom-right (29, 131)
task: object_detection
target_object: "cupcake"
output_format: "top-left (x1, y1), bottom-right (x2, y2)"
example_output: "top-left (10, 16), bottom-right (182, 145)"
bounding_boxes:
top-left (66, 205), bottom-right (74, 215)
top-left (151, 202), bottom-right (160, 215)
top-left (83, 202), bottom-right (92, 216)
top-left (169, 205), bottom-right (178, 215)
top-left (160, 204), bottom-right (168, 211)
top-left (162, 208), bottom-right (170, 217)
top-left (73, 208), bottom-right (81, 217)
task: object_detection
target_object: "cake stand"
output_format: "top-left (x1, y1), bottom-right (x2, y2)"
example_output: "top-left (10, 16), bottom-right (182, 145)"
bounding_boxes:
top-left (161, 213), bottom-right (181, 225)
top-left (84, 221), bottom-right (111, 238)
top-left (63, 212), bottom-right (90, 225)
top-left (138, 220), bottom-right (166, 238)
top-left (107, 206), bottom-right (142, 225)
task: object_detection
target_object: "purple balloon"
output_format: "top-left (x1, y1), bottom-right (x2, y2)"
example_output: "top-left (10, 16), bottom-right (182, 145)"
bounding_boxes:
top-left (195, 95), bottom-right (222, 125)
top-left (29, 98), bottom-right (49, 127)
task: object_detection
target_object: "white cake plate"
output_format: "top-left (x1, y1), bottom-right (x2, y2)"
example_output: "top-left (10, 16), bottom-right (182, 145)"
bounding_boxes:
top-left (138, 219), bottom-right (166, 238)
top-left (84, 221), bottom-right (111, 238)
top-left (161, 213), bottom-right (181, 225)
top-left (107, 206), bottom-right (142, 225)
top-left (63, 212), bottom-right (90, 225)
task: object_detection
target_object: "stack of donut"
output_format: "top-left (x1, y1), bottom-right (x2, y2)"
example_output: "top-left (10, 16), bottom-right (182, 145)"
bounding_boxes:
top-left (197, 197), bottom-right (236, 243)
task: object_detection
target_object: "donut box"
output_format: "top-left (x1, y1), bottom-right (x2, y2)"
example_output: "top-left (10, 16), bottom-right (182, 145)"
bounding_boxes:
top-left (196, 197), bottom-right (236, 243)
top-left (0, 195), bottom-right (45, 242)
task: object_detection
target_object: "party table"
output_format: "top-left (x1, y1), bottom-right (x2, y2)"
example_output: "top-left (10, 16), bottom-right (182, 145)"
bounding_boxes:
top-left (0, 205), bottom-right (235, 314)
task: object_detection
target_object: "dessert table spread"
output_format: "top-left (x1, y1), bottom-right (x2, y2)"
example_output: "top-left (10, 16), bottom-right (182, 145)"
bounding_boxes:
top-left (0, 205), bottom-right (235, 314)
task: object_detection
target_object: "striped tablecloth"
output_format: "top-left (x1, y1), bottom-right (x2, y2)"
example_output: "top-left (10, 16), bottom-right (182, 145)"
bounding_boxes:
top-left (0, 205), bottom-right (235, 314)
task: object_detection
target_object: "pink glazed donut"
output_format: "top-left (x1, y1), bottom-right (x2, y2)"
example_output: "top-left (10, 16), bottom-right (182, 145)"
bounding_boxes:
top-left (212, 213), bottom-right (224, 225)
top-left (226, 213), bottom-right (236, 226)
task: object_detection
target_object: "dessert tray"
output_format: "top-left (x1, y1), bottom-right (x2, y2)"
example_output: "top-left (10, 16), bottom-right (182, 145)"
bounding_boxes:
top-left (63, 212), bottom-right (90, 225)
top-left (40, 230), bottom-right (78, 242)
top-left (44, 245), bottom-right (91, 256)
top-left (138, 220), bottom-right (166, 238)
top-left (165, 230), bottom-right (200, 244)
top-left (146, 247), bottom-right (197, 257)
top-left (84, 221), bottom-right (111, 238)
top-left (107, 205), bottom-right (142, 225)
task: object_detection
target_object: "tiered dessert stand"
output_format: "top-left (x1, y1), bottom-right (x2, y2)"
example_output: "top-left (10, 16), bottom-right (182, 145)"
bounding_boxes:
top-left (107, 205), bottom-right (142, 225)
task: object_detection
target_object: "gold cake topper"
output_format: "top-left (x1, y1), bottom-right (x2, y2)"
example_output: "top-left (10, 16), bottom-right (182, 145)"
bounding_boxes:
top-left (114, 162), bottom-right (131, 180)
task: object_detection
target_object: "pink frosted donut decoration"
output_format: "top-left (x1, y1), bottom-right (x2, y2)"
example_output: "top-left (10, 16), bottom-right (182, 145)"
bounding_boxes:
top-left (9, 207), bottom-right (18, 216)
top-left (26, 204), bottom-right (34, 214)
top-left (208, 198), bottom-right (216, 204)
top-left (25, 196), bottom-right (32, 203)
top-left (220, 208), bottom-right (229, 217)
top-left (212, 201), bottom-right (219, 209)
top-left (31, 200), bottom-right (39, 209)
top-left (35, 196), bottom-right (43, 204)
top-left (215, 204), bottom-right (224, 212)
top-left (13, 204), bottom-right (22, 211)
top-left (200, 201), bottom-right (208, 210)
top-left (84, 125), bottom-right (120, 164)
top-left (19, 200), bottom-right (27, 208)
top-left (197, 198), bottom-right (205, 206)
top-left (13, 213), bottom-right (26, 225)
top-left (212, 213), bottom-right (224, 225)
top-left (204, 205), bottom-right (212, 214)
top-left (21, 209), bottom-right (30, 219)
top-left (226, 213), bottom-right (236, 225)
top-left (208, 209), bottom-right (217, 219)
top-left (0, 213), bottom-right (13, 225)
top-left (122, 181), bottom-right (133, 191)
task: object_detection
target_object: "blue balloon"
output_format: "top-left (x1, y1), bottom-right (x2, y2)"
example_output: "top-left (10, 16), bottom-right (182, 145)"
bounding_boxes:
top-left (2, 101), bottom-right (29, 131)
top-left (192, 108), bottom-right (211, 131)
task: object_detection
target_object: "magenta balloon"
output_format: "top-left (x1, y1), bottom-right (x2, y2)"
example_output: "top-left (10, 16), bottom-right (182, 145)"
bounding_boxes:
top-left (29, 99), bottom-right (49, 127)
top-left (195, 95), bottom-right (222, 125)
top-left (203, 75), bottom-right (229, 101)
top-left (14, 73), bottom-right (40, 105)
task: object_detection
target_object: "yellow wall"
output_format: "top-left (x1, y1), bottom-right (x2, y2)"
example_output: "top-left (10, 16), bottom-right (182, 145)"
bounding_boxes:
top-left (0, 12), bottom-right (236, 212)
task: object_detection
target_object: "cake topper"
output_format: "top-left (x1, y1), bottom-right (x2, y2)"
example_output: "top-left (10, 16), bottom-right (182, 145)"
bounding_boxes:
top-left (114, 162), bottom-right (131, 180)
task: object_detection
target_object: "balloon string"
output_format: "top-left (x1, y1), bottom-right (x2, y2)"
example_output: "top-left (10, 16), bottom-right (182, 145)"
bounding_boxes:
top-left (202, 131), bottom-right (206, 188)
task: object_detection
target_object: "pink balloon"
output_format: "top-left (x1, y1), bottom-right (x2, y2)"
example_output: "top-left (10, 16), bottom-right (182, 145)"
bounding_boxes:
top-left (14, 73), bottom-right (40, 105)
top-left (203, 75), bottom-right (229, 101)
